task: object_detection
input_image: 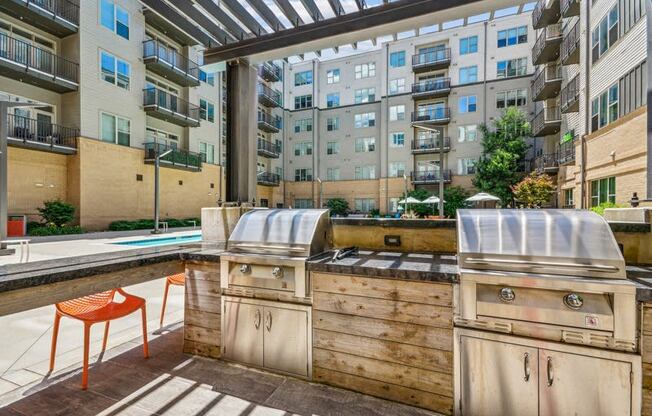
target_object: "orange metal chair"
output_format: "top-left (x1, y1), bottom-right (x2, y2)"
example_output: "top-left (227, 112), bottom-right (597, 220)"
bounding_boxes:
top-left (49, 288), bottom-right (149, 389)
top-left (160, 272), bottom-right (186, 327)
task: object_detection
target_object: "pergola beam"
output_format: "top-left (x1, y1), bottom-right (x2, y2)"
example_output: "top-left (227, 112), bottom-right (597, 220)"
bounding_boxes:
top-left (140, 0), bottom-right (216, 47)
top-left (300, 0), bottom-right (324, 21)
top-left (193, 0), bottom-right (248, 41)
top-left (327, 0), bottom-right (344, 15)
top-left (220, 0), bottom-right (267, 36)
top-left (248, 0), bottom-right (285, 31)
top-left (275, 0), bottom-right (305, 27)
top-left (175, 0), bottom-right (237, 43)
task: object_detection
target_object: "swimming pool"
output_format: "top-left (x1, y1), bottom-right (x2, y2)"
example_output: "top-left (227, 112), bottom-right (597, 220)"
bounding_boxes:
top-left (113, 233), bottom-right (202, 247)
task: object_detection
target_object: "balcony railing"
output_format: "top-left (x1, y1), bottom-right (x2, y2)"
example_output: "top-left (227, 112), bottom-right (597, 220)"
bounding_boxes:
top-left (411, 107), bottom-right (451, 125)
top-left (258, 61), bottom-right (282, 82)
top-left (411, 48), bottom-right (451, 72)
top-left (561, 75), bottom-right (580, 113)
top-left (411, 170), bottom-right (452, 184)
top-left (535, 153), bottom-right (559, 173)
top-left (532, 22), bottom-right (563, 65)
top-left (411, 78), bottom-right (451, 99)
top-left (561, 21), bottom-right (580, 65)
top-left (257, 83), bottom-right (282, 108)
top-left (558, 137), bottom-right (576, 165)
top-left (531, 106), bottom-right (562, 137)
top-left (0, 32), bottom-right (78, 92)
top-left (257, 138), bottom-right (281, 158)
top-left (561, 0), bottom-right (579, 17)
top-left (0, 0), bottom-right (79, 36)
top-left (143, 87), bottom-right (200, 127)
top-left (532, 0), bottom-right (561, 29)
top-left (531, 63), bottom-right (562, 101)
top-left (142, 39), bottom-right (200, 87)
top-left (144, 142), bottom-right (203, 171)
top-left (6, 114), bottom-right (78, 153)
top-left (257, 110), bottom-right (282, 133)
top-left (257, 171), bottom-right (281, 186)
top-left (411, 137), bottom-right (451, 153)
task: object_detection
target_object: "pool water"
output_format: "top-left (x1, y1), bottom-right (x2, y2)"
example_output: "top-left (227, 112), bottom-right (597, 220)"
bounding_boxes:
top-left (113, 233), bottom-right (202, 247)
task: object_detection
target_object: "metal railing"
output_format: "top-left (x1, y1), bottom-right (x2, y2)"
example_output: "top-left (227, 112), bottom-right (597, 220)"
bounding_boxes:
top-left (6, 114), bottom-right (78, 149)
top-left (22, 0), bottom-right (80, 26)
top-left (257, 83), bottom-right (282, 106)
top-left (533, 0), bottom-right (559, 28)
top-left (412, 48), bottom-right (451, 67)
top-left (411, 137), bottom-right (451, 152)
top-left (558, 138), bottom-right (576, 164)
top-left (532, 22), bottom-right (563, 64)
top-left (411, 78), bottom-right (451, 95)
top-left (142, 39), bottom-right (199, 80)
top-left (561, 75), bottom-right (580, 113)
top-left (561, 21), bottom-right (580, 63)
top-left (258, 62), bottom-right (282, 81)
top-left (532, 106), bottom-right (561, 135)
top-left (411, 107), bottom-right (451, 123)
top-left (143, 87), bottom-right (200, 121)
top-left (531, 63), bottom-right (562, 99)
top-left (257, 138), bottom-right (281, 156)
top-left (535, 153), bottom-right (559, 171)
top-left (257, 110), bottom-right (282, 130)
top-left (144, 142), bottom-right (203, 170)
top-left (561, 0), bottom-right (579, 16)
top-left (257, 171), bottom-right (281, 186)
top-left (0, 32), bottom-right (78, 84)
top-left (411, 169), bottom-right (452, 183)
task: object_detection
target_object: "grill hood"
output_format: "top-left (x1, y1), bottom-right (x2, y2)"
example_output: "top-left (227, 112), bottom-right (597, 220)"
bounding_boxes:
top-left (227, 209), bottom-right (331, 257)
top-left (457, 209), bottom-right (626, 279)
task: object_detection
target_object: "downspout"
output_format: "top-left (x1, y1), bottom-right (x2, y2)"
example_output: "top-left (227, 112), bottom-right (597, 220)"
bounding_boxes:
top-left (385, 43), bottom-right (390, 213)
top-left (282, 61), bottom-right (288, 207)
top-left (647, 0), bottom-right (652, 199)
top-left (483, 21), bottom-right (488, 126)
top-left (312, 59), bottom-right (318, 207)
top-left (580, 0), bottom-right (591, 209)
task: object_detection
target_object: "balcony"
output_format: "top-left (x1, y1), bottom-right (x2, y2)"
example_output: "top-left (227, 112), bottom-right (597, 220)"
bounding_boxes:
top-left (258, 110), bottom-right (282, 133)
top-left (561, 0), bottom-right (580, 17)
top-left (143, 8), bottom-right (197, 46)
top-left (532, 0), bottom-right (561, 29)
top-left (257, 171), bottom-right (281, 186)
top-left (144, 142), bottom-right (202, 171)
top-left (411, 170), bottom-right (452, 185)
top-left (0, 0), bottom-right (78, 37)
top-left (143, 87), bottom-right (200, 128)
top-left (532, 23), bottom-right (563, 66)
top-left (411, 48), bottom-right (451, 73)
top-left (558, 137), bottom-right (576, 165)
top-left (561, 21), bottom-right (580, 65)
top-left (6, 113), bottom-right (77, 154)
top-left (411, 107), bottom-right (451, 128)
top-left (142, 40), bottom-right (200, 87)
top-left (531, 64), bottom-right (562, 102)
top-left (258, 61), bottom-right (282, 82)
top-left (411, 137), bottom-right (451, 154)
top-left (535, 153), bottom-right (559, 174)
top-left (561, 75), bottom-right (580, 114)
top-left (0, 32), bottom-right (78, 93)
top-left (531, 106), bottom-right (562, 137)
top-left (257, 138), bottom-right (281, 158)
top-left (257, 83), bottom-right (282, 108)
top-left (411, 78), bottom-right (451, 100)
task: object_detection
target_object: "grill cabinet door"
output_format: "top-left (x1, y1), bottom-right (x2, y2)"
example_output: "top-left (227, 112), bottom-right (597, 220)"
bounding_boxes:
top-left (222, 298), bottom-right (263, 367)
top-left (459, 335), bottom-right (539, 416)
top-left (538, 349), bottom-right (632, 416)
top-left (263, 305), bottom-right (309, 377)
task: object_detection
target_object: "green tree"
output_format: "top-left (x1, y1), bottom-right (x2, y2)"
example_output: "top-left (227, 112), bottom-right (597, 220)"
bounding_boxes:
top-left (37, 199), bottom-right (75, 227)
top-left (512, 173), bottom-right (556, 208)
top-left (473, 107), bottom-right (531, 205)
top-left (443, 186), bottom-right (470, 218)
top-left (325, 197), bottom-right (349, 217)
top-left (403, 188), bottom-right (430, 217)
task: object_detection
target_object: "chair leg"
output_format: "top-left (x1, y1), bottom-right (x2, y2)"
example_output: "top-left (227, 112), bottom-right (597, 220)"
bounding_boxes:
top-left (49, 313), bottom-right (61, 372)
top-left (141, 305), bottom-right (149, 358)
top-left (160, 279), bottom-right (171, 327)
top-left (101, 321), bottom-right (110, 352)
top-left (82, 322), bottom-right (91, 390)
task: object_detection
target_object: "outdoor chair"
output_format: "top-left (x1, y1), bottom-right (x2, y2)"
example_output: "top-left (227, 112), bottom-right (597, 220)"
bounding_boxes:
top-left (160, 272), bottom-right (186, 327)
top-left (49, 288), bottom-right (149, 389)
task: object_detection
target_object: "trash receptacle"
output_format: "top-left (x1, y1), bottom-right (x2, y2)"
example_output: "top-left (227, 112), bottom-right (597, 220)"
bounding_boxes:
top-left (8, 215), bottom-right (26, 237)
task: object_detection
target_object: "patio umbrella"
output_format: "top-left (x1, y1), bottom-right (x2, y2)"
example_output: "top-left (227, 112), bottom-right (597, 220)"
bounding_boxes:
top-left (398, 197), bottom-right (422, 204)
top-left (423, 196), bottom-right (444, 215)
top-left (466, 192), bottom-right (501, 202)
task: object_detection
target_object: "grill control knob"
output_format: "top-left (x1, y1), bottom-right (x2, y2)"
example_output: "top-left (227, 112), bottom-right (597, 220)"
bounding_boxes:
top-left (563, 293), bottom-right (583, 310)
top-left (499, 288), bottom-right (516, 303)
top-left (239, 264), bottom-right (251, 274)
top-left (271, 267), bottom-right (283, 279)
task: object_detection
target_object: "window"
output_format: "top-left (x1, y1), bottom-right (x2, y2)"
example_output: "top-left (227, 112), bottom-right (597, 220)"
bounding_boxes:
top-left (458, 158), bottom-right (477, 175)
top-left (355, 63), bottom-right (376, 79)
top-left (497, 25), bottom-right (528, 48)
top-left (590, 177), bottom-right (616, 206)
top-left (294, 142), bottom-right (313, 156)
top-left (389, 162), bottom-right (406, 177)
top-left (294, 70), bottom-right (312, 86)
top-left (390, 132), bottom-right (405, 147)
top-left (354, 166), bottom-right (376, 180)
top-left (326, 69), bottom-right (340, 84)
top-left (354, 198), bottom-right (376, 212)
top-left (564, 189), bottom-right (574, 208)
top-left (327, 141), bottom-right (340, 155)
top-left (100, 0), bottom-right (129, 39)
top-left (354, 112), bottom-right (376, 128)
top-left (591, 83), bottom-right (619, 131)
top-left (327, 117), bottom-right (340, 131)
top-left (100, 112), bottom-right (130, 146)
top-left (294, 118), bottom-right (313, 133)
top-left (459, 95), bottom-right (477, 113)
top-left (294, 94), bottom-right (313, 109)
top-left (200, 142), bottom-right (215, 164)
top-left (206, 72), bottom-right (215, 86)
top-left (200, 99), bottom-right (215, 122)
top-left (389, 198), bottom-right (400, 213)
top-left (458, 125), bottom-right (477, 142)
top-left (389, 105), bottom-right (405, 121)
top-left (496, 89), bottom-right (527, 108)
top-left (294, 168), bottom-right (313, 181)
top-left (460, 36), bottom-right (478, 54)
top-left (389, 78), bottom-right (405, 94)
top-left (592, 5), bottom-right (619, 63)
top-left (326, 93), bottom-right (340, 108)
top-left (295, 199), bottom-right (314, 208)
top-left (100, 51), bottom-right (130, 90)
top-left (497, 58), bottom-right (528, 78)
top-left (327, 167), bottom-right (340, 181)
top-left (275, 166), bottom-right (283, 177)
top-left (354, 88), bottom-right (376, 103)
top-left (355, 137), bottom-right (376, 152)
top-left (390, 51), bottom-right (405, 67)
top-left (459, 66), bottom-right (478, 84)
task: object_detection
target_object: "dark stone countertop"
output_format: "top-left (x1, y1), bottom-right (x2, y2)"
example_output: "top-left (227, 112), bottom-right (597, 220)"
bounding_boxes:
top-left (625, 265), bottom-right (652, 301)
top-left (331, 217), bottom-right (456, 228)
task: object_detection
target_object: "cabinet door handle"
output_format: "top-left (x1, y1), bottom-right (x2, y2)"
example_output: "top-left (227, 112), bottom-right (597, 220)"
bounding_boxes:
top-left (254, 309), bottom-right (261, 329)
top-left (265, 311), bottom-right (272, 331)
top-left (523, 352), bottom-right (530, 382)
top-left (547, 356), bottom-right (554, 386)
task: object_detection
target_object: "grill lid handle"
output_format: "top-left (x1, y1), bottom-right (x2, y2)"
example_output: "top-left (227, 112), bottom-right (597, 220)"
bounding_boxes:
top-left (463, 257), bottom-right (620, 273)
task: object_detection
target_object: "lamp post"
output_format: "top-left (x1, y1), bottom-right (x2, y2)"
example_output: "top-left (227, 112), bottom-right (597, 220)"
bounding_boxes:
top-left (152, 147), bottom-right (173, 234)
top-left (403, 173), bottom-right (409, 214)
top-left (317, 177), bottom-right (323, 208)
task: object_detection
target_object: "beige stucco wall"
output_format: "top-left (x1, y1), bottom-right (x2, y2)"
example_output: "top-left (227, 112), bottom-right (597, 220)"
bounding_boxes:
top-left (333, 223), bottom-right (457, 253)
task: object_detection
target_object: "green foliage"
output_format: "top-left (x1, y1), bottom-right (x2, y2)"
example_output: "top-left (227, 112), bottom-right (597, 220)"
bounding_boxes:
top-left (29, 224), bottom-right (84, 236)
top-left (443, 186), bottom-right (470, 218)
top-left (37, 199), bottom-right (75, 227)
top-left (326, 198), bottom-right (349, 217)
top-left (108, 218), bottom-right (201, 231)
top-left (404, 189), bottom-right (432, 217)
top-left (368, 208), bottom-right (380, 218)
top-left (473, 107), bottom-right (531, 205)
top-left (590, 202), bottom-right (627, 216)
top-left (512, 173), bottom-right (556, 208)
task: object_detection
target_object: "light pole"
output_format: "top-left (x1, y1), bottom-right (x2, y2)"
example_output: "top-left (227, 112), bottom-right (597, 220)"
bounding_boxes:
top-left (317, 177), bottom-right (323, 208)
top-left (152, 148), bottom-right (173, 234)
top-left (403, 173), bottom-right (409, 214)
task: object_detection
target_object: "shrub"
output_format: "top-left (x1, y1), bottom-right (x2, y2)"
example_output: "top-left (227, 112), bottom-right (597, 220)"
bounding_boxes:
top-left (29, 224), bottom-right (84, 236)
top-left (108, 217), bottom-right (202, 231)
top-left (590, 201), bottom-right (627, 216)
top-left (443, 186), bottom-right (470, 218)
top-left (326, 198), bottom-right (349, 217)
top-left (512, 173), bottom-right (556, 208)
top-left (37, 199), bottom-right (75, 226)
top-left (368, 208), bottom-right (380, 218)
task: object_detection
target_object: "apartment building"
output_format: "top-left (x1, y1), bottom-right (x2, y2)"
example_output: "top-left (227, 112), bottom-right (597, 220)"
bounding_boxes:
top-left (280, 11), bottom-right (537, 213)
top-left (531, 0), bottom-right (647, 208)
top-left (1, 0), bottom-right (225, 230)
